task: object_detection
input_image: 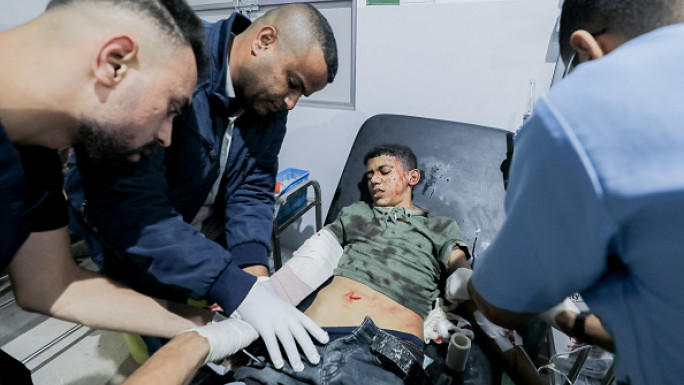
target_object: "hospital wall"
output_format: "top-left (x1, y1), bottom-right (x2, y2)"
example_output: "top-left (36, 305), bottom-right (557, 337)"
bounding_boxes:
top-left (279, 0), bottom-right (562, 248)
top-left (1, 0), bottom-right (562, 250)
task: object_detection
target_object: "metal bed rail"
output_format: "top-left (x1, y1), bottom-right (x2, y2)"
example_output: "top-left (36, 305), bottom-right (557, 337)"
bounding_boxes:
top-left (271, 179), bottom-right (322, 270)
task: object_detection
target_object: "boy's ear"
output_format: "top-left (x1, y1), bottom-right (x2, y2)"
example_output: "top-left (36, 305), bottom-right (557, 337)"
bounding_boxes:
top-left (408, 169), bottom-right (421, 186)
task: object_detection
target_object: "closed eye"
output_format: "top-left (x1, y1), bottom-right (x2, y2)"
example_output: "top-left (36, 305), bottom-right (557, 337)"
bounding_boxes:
top-left (168, 97), bottom-right (191, 117)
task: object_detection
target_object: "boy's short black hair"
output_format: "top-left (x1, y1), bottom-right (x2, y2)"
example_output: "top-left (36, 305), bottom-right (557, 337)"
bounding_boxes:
top-left (363, 144), bottom-right (418, 172)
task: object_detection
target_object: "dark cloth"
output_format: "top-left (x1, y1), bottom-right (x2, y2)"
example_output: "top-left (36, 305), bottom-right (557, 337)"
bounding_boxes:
top-left (64, 14), bottom-right (288, 314)
top-left (233, 317), bottom-right (432, 385)
top-left (323, 325), bottom-right (424, 351)
top-left (0, 349), bottom-right (33, 385)
top-left (0, 120), bottom-right (69, 271)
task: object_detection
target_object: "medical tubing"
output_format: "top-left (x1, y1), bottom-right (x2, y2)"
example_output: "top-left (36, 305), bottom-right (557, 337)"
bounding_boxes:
top-left (537, 344), bottom-right (593, 385)
top-left (537, 364), bottom-right (573, 385)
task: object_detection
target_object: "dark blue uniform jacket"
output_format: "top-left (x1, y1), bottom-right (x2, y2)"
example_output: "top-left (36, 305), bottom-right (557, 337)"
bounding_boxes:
top-left (65, 14), bottom-right (288, 314)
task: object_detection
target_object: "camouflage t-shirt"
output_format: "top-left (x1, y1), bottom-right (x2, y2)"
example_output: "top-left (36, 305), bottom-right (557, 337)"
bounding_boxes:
top-left (325, 201), bottom-right (467, 318)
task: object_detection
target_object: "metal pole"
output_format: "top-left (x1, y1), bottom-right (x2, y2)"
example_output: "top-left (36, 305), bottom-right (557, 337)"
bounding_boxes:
top-left (21, 324), bottom-right (84, 365)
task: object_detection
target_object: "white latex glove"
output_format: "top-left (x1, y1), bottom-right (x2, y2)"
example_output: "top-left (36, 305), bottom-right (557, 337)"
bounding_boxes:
top-left (180, 318), bottom-right (258, 364)
top-left (445, 268), bottom-right (473, 302)
top-left (237, 276), bottom-right (329, 371)
top-left (423, 301), bottom-right (474, 344)
top-left (473, 310), bottom-right (522, 352)
top-left (539, 297), bottom-right (580, 330)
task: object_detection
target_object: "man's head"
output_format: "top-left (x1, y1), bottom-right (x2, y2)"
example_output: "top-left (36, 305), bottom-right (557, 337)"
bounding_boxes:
top-left (559, 0), bottom-right (684, 71)
top-left (44, 0), bottom-right (206, 162)
top-left (230, 3), bottom-right (338, 115)
top-left (363, 144), bottom-right (420, 208)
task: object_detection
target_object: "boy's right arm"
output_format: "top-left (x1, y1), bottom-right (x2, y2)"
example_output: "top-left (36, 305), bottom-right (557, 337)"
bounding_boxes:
top-left (270, 229), bottom-right (343, 306)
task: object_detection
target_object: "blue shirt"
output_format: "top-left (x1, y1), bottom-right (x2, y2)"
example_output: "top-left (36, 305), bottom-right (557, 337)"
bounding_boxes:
top-left (472, 23), bottom-right (684, 385)
top-left (0, 120), bottom-right (69, 271)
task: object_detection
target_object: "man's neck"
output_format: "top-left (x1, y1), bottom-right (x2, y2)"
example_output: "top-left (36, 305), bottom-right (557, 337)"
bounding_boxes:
top-left (227, 30), bottom-right (253, 90)
top-left (0, 24), bottom-right (77, 148)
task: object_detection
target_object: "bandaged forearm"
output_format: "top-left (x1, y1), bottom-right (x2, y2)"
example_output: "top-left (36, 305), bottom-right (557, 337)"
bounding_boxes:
top-left (271, 229), bottom-right (343, 306)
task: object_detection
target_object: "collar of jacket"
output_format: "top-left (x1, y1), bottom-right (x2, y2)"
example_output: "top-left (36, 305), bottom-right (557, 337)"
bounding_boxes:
top-left (201, 13), bottom-right (252, 111)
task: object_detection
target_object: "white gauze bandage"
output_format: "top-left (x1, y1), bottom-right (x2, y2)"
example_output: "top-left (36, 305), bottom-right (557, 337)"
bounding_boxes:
top-left (271, 229), bottom-right (343, 306)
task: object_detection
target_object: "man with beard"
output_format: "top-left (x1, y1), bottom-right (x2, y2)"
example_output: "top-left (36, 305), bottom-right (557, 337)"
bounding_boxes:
top-left (0, 0), bottom-right (267, 384)
top-left (65, 2), bottom-right (339, 372)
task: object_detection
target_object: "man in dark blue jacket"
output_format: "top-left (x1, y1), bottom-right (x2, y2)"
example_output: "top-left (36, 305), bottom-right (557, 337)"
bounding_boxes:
top-left (66, 3), bottom-right (339, 372)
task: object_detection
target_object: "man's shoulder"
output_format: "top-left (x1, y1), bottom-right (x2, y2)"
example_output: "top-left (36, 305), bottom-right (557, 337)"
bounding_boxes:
top-left (527, 23), bottom-right (684, 167)
top-left (203, 13), bottom-right (251, 45)
top-left (193, 14), bottom-right (252, 100)
top-left (546, 23), bottom-right (684, 119)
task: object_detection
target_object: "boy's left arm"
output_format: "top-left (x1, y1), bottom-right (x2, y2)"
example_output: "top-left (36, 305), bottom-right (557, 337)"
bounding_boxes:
top-left (447, 248), bottom-right (471, 273)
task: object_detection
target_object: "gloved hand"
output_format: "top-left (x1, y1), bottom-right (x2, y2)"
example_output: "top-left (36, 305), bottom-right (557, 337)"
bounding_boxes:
top-left (473, 310), bottom-right (522, 352)
top-left (539, 297), bottom-right (580, 330)
top-left (423, 304), bottom-right (474, 344)
top-left (179, 318), bottom-right (259, 364)
top-left (237, 276), bottom-right (329, 371)
top-left (445, 268), bottom-right (473, 302)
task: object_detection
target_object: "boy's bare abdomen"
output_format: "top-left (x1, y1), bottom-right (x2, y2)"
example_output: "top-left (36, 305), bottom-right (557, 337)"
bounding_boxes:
top-left (305, 276), bottom-right (424, 340)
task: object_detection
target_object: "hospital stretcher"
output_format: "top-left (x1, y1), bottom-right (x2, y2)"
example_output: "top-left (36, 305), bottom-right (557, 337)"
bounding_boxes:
top-left (314, 114), bottom-right (606, 384)
top-left (318, 113), bottom-right (514, 384)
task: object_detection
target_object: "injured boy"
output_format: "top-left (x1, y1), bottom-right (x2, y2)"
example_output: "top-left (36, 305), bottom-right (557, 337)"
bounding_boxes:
top-left (229, 144), bottom-right (471, 384)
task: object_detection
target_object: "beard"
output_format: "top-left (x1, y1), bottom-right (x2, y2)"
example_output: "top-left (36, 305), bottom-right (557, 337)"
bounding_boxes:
top-left (234, 66), bottom-right (271, 116)
top-left (72, 118), bottom-right (159, 171)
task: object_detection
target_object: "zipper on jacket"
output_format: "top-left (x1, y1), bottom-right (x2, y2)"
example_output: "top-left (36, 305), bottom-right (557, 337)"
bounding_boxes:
top-left (241, 153), bottom-right (251, 177)
top-left (184, 127), bottom-right (217, 162)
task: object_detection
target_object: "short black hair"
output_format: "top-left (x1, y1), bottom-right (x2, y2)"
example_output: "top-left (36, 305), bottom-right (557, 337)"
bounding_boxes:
top-left (559, 0), bottom-right (682, 63)
top-left (46, 0), bottom-right (207, 74)
top-left (258, 3), bottom-right (338, 83)
top-left (306, 5), bottom-right (339, 83)
top-left (363, 144), bottom-right (418, 172)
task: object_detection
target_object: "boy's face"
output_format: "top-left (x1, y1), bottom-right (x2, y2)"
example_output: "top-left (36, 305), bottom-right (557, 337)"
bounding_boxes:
top-left (365, 155), bottom-right (417, 208)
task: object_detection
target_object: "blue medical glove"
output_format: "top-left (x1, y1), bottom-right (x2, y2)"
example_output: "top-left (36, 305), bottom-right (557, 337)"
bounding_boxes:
top-left (237, 277), bottom-right (329, 371)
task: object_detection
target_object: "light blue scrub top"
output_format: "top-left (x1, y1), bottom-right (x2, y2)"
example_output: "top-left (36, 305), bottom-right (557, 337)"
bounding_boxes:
top-left (472, 23), bottom-right (684, 385)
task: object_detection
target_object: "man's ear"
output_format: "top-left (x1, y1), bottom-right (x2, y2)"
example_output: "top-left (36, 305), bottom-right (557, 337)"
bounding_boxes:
top-left (408, 169), bottom-right (421, 186)
top-left (251, 26), bottom-right (277, 56)
top-left (569, 30), bottom-right (605, 64)
top-left (93, 35), bottom-right (138, 87)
